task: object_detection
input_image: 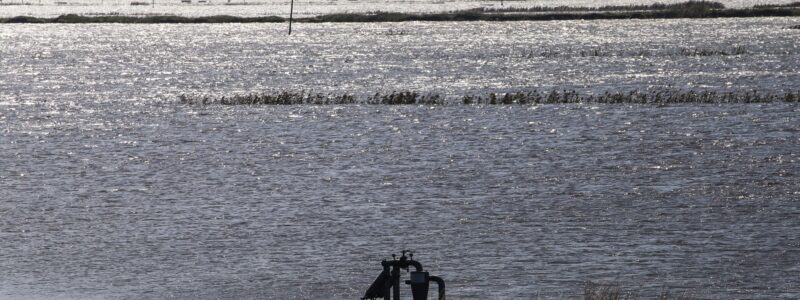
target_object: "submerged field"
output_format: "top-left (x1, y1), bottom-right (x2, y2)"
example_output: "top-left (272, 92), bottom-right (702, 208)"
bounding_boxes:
top-left (1, 15), bottom-right (799, 300)
top-left (2, 18), bottom-right (798, 103)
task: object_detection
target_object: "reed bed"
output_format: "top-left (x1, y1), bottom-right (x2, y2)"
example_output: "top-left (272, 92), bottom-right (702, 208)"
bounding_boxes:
top-left (179, 91), bottom-right (443, 105)
top-left (584, 282), bottom-right (692, 300)
top-left (1, 13), bottom-right (284, 23)
top-left (677, 45), bottom-right (746, 56)
top-left (523, 46), bottom-right (747, 58)
top-left (179, 90), bottom-right (800, 106)
top-left (302, 7), bottom-right (800, 23)
top-left (476, 0), bottom-right (725, 13)
top-left (755, 2), bottom-right (800, 8)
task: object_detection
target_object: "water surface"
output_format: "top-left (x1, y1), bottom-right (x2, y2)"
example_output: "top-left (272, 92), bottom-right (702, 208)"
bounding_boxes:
top-left (1, 18), bottom-right (799, 300)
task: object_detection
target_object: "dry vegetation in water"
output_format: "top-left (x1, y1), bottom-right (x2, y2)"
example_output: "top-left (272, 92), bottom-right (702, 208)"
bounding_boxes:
top-left (584, 282), bottom-right (692, 300)
top-left (178, 90), bottom-right (800, 106)
top-left (520, 45), bottom-right (747, 58)
top-left (754, 2), bottom-right (800, 8)
top-left (1, 13), bottom-right (284, 23)
top-left (474, 0), bottom-right (724, 13)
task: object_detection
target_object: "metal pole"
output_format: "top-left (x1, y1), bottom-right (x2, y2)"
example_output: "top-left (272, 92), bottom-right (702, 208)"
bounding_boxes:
top-left (288, 0), bottom-right (294, 35)
top-left (384, 278), bottom-right (390, 300)
top-left (392, 265), bottom-right (400, 300)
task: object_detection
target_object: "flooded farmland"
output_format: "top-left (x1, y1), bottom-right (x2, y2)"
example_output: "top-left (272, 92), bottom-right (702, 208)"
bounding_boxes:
top-left (1, 14), bottom-right (799, 300)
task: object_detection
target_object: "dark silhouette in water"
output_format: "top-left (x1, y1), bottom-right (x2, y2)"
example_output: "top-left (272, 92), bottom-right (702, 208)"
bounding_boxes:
top-left (363, 251), bottom-right (445, 300)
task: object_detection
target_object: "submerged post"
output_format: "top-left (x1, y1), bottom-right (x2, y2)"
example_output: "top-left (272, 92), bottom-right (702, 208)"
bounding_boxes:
top-left (288, 0), bottom-right (294, 35)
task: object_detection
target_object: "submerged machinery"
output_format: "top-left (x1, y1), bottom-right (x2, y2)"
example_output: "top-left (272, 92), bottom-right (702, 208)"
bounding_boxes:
top-left (362, 251), bottom-right (445, 300)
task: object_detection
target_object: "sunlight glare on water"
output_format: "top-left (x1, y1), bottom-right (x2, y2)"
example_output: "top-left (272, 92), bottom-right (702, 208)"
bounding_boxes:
top-left (1, 103), bottom-right (799, 299)
top-left (1, 18), bottom-right (799, 104)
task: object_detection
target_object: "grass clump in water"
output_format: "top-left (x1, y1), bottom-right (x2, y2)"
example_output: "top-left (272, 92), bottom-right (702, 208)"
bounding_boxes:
top-left (584, 282), bottom-right (692, 300)
top-left (4, 16), bottom-right (46, 23)
top-left (178, 91), bottom-right (447, 105)
top-left (677, 45), bottom-right (746, 56)
top-left (179, 89), bottom-right (800, 106)
top-left (1, 13), bottom-right (284, 23)
top-left (521, 45), bottom-right (747, 58)
top-left (754, 2), bottom-right (800, 8)
top-left (477, 1), bottom-right (725, 13)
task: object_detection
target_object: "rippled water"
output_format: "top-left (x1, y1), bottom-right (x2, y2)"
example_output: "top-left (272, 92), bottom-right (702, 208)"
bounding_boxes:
top-left (2, 18), bottom-right (799, 104)
top-left (1, 18), bottom-right (800, 300)
top-left (2, 102), bottom-right (799, 299)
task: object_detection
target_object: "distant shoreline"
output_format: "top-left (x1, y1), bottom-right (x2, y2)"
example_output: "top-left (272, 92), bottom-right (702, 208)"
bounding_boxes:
top-left (2, 6), bottom-right (800, 23)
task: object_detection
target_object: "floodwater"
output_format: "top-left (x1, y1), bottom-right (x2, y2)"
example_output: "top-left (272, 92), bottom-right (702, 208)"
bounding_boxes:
top-left (1, 17), bottom-right (800, 299)
top-left (2, 18), bottom-right (799, 102)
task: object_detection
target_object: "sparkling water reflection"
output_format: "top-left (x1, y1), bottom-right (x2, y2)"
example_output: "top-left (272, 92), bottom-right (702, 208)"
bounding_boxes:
top-left (1, 103), bottom-right (798, 299)
top-left (2, 18), bottom-right (799, 105)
